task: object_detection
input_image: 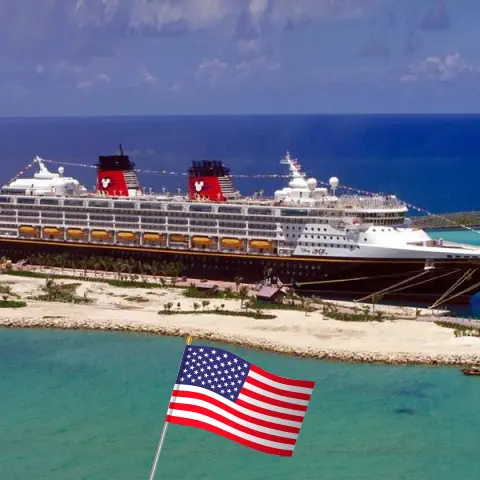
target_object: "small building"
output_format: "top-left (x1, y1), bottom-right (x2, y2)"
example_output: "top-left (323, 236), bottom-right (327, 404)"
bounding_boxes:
top-left (256, 286), bottom-right (286, 304)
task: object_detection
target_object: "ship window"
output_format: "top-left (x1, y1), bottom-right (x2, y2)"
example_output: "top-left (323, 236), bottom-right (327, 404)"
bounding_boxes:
top-left (89, 200), bottom-right (111, 208)
top-left (40, 198), bottom-right (59, 205)
top-left (190, 205), bottom-right (213, 212)
top-left (168, 204), bottom-right (183, 211)
top-left (0, 196), bottom-right (9, 203)
top-left (64, 199), bottom-right (84, 207)
top-left (218, 206), bottom-right (242, 214)
top-left (114, 201), bottom-right (135, 209)
top-left (16, 197), bottom-right (36, 205)
top-left (248, 208), bottom-right (272, 215)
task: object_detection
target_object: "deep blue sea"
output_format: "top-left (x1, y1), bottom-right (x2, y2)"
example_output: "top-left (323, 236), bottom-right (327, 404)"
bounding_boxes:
top-left (1, 115), bottom-right (480, 479)
top-left (1, 114), bottom-right (480, 213)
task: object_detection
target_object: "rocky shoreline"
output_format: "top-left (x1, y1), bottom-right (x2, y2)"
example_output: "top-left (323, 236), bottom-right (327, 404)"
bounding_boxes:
top-left (2, 315), bottom-right (479, 367)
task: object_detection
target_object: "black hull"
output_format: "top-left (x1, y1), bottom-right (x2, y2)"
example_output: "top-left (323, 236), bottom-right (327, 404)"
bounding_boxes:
top-left (1, 237), bottom-right (480, 306)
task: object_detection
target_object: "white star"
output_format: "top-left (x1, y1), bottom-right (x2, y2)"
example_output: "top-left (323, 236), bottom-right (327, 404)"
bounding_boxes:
top-left (230, 395), bottom-right (234, 399)
top-left (223, 353), bottom-right (228, 358)
top-left (221, 377), bottom-right (225, 381)
top-left (237, 379), bottom-right (242, 384)
top-left (187, 355), bottom-right (191, 359)
top-left (187, 374), bottom-right (191, 378)
top-left (191, 378), bottom-right (196, 383)
top-left (183, 369), bottom-right (187, 373)
top-left (224, 382), bottom-right (228, 387)
top-left (234, 387), bottom-right (238, 391)
top-left (198, 355), bottom-right (203, 360)
top-left (185, 361), bottom-right (190, 366)
top-left (234, 374), bottom-right (238, 378)
top-left (207, 366), bottom-right (211, 370)
top-left (208, 379), bottom-right (212, 384)
top-left (230, 381), bottom-right (235, 386)
top-left (198, 375), bottom-right (203, 380)
top-left (227, 361), bottom-right (232, 366)
top-left (189, 365), bottom-right (194, 370)
top-left (209, 358), bottom-right (214, 362)
top-left (240, 371), bottom-right (246, 375)
top-left (204, 352), bottom-right (209, 357)
top-left (194, 370), bottom-right (198, 375)
top-left (199, 348), bottom-right (204, 352)
top-left (244, 363), bottom-right (248, 368)
top-left (212, 384), bottom-right (216, 389)
top-left (212, 350), bottom-right (217, 355)
top-left (202, 360), bottom-right (207, 365)
top-left (216, 356), bottom-right (221, 361)
top-left (180, 377), bottom-right (184, 381)
top-left (188, 347), bottom-right (192, 351)
top-left (200, 368), bottom-right (205, 372)
top-left (201, 381), bottom-right (205, 385)
top-left (214, 365), bottom-right (219, 369)
top-left (193, 351), bottom-right (197, 356)
top-left (220, 362), bottom-right (225, 367)
top-left (221, 390), bottom-right (225, 394)
top-left (233, 358), bottom-right (238, 363)
top-left (227, 389), bottom-right (231, 393)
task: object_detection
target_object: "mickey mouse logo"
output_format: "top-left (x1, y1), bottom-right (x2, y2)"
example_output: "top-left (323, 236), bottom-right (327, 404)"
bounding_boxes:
top-left (194, 180), bottom-right (204, 192)
top-left (101, 177), bottom-right (111, 189)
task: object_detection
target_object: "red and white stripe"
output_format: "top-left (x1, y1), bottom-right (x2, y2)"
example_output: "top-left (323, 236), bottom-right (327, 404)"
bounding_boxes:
top-left (166, 364), bottom-right (314, 457)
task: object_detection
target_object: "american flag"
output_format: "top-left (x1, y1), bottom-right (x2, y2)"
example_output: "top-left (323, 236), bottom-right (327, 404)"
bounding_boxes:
top-left (166, 345), bottom-right (315, 457)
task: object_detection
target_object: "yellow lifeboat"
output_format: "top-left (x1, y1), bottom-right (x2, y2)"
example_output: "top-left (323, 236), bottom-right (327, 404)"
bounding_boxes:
top-left (19, 225), bottom-right (38, 236)
top-left (170, 234), bottom-right (188, 243)
top-left (221, 238), bottom-right (243, 248)
top-left (117, 231), bottom-right (136, 241)
top-left (66, 228), bottom-right (85, 238)
top-left (192, 236), bottom-right (214, 246)
top-left (91, 230), bottom-right (111, 239)
top-left (143, 233), bottom-right (165, 243)
top-left (250, 240), bottom-right (273, 249)
top-left (43, 227), bottom-right (62, 237)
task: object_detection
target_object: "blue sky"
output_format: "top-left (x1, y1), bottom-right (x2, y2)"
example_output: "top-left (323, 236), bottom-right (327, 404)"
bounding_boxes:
top-left (1, 0), bottom-right (479, 115)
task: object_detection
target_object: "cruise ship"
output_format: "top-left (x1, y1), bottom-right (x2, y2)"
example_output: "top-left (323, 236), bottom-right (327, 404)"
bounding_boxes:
top-left (1, 150), bottom-right (480, 305)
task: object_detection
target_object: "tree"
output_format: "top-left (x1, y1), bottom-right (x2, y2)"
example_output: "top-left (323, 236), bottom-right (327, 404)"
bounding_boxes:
top-left (234, 276), bottom-right (243, 293)
top-left (371, 293), bottom-right (384, 312)
top-left (201, 300), bottom-right (210, 311)
top-left (238, 285), bottom-right (249, 309)
top-left (193, 302), bottom-right (200, 312)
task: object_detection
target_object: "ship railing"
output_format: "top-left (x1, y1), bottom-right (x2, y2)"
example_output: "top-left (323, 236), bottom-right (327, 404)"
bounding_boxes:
top-left (335, 195), bottom-right (406, 210)
top-left (441, 240), bottom-right (480, 251)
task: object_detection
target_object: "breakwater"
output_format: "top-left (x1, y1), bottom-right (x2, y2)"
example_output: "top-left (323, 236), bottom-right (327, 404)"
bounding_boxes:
top-left (2, 315), bottom-right (479, 367)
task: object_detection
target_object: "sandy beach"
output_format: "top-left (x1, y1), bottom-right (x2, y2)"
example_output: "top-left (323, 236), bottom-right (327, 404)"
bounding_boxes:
top-left (1, 273), bottom-right (480, 366)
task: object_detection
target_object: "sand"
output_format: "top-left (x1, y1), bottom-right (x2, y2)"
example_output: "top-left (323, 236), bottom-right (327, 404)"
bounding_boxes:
top-left (1, 274), bottom-right (479, 366)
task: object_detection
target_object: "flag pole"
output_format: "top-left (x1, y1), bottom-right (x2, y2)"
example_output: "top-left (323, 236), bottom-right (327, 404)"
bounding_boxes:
top-left (148, 335), bottom-right (193, 480)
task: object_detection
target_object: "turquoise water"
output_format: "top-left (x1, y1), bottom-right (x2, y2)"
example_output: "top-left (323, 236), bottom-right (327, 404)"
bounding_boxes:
top-left (429, 229), bottom-right (480, 246)
top-left (1, 329), bottom-right (480, 479)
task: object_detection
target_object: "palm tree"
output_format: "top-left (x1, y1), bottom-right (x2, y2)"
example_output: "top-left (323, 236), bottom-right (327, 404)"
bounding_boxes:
top-left (234, 276), bottom-right (243, 293)
top-left (238, 285), bottom-right (249, 309)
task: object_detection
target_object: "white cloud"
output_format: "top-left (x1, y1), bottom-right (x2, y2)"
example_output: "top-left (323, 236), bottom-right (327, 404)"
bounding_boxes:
top-left (76, 72), bottom-right (110, 89)
top-left (235, 56), bottom-right (280, 76)
top-left (400, 52), bottom-right (480, 83)
top-left (129, 0), bottom-right (236, 31)
top-left (140, 66), bottom-right (157, 84)
top-left (249, 0), bottom-right (269, 24)
top-left (270, 0), bottom-right (369, 26)
top-left (195, 58), bottom-right (229, 85)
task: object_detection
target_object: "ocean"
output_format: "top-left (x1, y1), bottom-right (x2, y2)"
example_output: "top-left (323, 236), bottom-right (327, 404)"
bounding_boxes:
top-left (1, 330), bottom-right (480, 480)
top-left (1, 115), bottom-right (480, 479)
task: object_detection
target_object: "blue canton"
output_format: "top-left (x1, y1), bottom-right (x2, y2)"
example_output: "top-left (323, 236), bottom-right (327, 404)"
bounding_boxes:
top-left (176, 346), bottom-right (251, 402)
